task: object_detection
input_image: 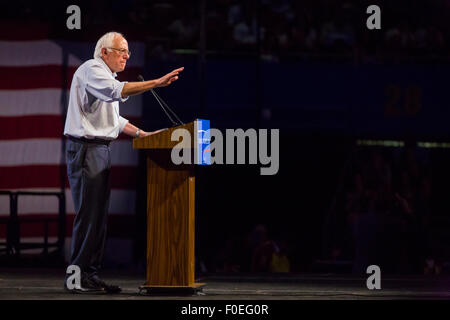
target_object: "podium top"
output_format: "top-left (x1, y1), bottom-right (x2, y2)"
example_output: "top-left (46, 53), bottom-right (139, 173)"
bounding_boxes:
top-left (132, 119), bottom-right (210, 151)
top-left (133, 122), bottom-right (192, 150)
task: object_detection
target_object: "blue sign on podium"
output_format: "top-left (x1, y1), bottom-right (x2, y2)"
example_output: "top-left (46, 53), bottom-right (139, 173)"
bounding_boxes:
top-left (194, 119), bottom-right (211, 165)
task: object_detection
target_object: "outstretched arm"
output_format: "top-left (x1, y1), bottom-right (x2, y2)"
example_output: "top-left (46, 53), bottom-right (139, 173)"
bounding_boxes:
top-left (121, 67), bottom-right (184, 98)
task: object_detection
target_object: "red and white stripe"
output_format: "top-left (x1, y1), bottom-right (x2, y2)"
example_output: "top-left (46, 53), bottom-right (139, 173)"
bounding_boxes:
top-left (0, 39), bottom-right (144, 239)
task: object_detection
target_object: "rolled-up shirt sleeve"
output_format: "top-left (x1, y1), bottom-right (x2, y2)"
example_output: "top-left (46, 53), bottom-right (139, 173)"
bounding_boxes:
top-left (118, 115), bottom-right (129, 133)
top-left (85, 64), bottom-right (129, 103)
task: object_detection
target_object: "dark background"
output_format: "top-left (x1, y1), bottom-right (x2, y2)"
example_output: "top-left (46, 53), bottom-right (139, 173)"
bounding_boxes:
top-left (3, 0), bottom-right (450, 276)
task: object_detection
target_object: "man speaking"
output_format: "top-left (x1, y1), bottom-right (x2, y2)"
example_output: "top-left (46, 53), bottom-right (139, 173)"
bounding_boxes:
top-left (64, 31), bottom-right (183, 293)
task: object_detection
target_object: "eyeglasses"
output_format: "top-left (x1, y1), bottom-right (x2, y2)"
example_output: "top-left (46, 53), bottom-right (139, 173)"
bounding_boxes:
top-left (107, 47), bottom-right (131, 57)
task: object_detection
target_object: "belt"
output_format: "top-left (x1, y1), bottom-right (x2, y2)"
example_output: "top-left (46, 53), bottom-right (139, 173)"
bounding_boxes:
top-left (67, 135), bottom-right (111, 146)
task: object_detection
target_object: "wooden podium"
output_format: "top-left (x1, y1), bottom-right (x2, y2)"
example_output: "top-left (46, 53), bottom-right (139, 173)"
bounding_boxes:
top-left (133, 120), bottom-right (209, 295)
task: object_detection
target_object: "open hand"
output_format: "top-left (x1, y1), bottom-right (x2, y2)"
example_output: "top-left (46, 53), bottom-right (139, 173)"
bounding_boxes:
top-left (140, 128), bottom-right (169, 137)
top-left (157, 67), bottom-right (184, 87)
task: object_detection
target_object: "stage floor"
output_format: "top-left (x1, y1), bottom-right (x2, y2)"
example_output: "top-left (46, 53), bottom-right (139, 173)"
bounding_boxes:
top-left (0, 269), bottom-right (449, 300)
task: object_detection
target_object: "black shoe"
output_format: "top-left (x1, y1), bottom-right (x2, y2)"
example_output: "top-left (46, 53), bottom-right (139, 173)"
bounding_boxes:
top-left (89, 275), bottom-right (122, 294)
top-left (64, 275), bottom-right (106, 294)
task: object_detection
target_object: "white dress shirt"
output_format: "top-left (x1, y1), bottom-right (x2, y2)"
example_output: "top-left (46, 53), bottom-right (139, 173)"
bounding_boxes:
top-left (64, 57), bottom-right (129, 140)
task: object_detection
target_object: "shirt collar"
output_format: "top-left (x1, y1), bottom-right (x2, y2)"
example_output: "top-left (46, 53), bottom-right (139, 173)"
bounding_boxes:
top-left (95, 57), bottom-right (117, 78)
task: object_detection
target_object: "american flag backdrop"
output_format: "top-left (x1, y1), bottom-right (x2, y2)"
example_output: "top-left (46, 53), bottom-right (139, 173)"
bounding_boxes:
top-left (0, 31), bottom-right (145, 260)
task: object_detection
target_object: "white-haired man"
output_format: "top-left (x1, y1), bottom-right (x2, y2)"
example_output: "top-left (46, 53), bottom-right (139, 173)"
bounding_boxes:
top-left (64, 31), bottom-right (183, 293)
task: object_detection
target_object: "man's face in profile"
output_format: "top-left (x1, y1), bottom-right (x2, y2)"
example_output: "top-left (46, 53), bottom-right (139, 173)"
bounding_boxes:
top-left (102, 35), bottom-right (129, 73)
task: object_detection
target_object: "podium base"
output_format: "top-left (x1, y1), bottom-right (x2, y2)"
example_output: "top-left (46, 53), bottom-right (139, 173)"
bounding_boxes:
top-left (138, 283), bottom-right (205, 296)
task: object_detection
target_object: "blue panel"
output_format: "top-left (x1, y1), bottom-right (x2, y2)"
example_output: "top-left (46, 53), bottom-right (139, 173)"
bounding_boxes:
top-left (196, 119), bottom-right (211, 165)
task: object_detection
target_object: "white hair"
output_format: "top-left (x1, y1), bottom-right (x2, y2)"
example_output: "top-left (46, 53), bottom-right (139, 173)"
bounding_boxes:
top-left (93, 31), bottom-right (124, 59)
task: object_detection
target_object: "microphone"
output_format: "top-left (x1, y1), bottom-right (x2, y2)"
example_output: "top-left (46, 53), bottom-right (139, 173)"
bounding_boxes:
top-left (138, 75), bottom-right (184, 126)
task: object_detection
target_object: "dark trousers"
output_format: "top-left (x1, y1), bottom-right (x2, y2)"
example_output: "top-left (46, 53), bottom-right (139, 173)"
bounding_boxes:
top-left (66, 137), bottom-right (111, 277)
